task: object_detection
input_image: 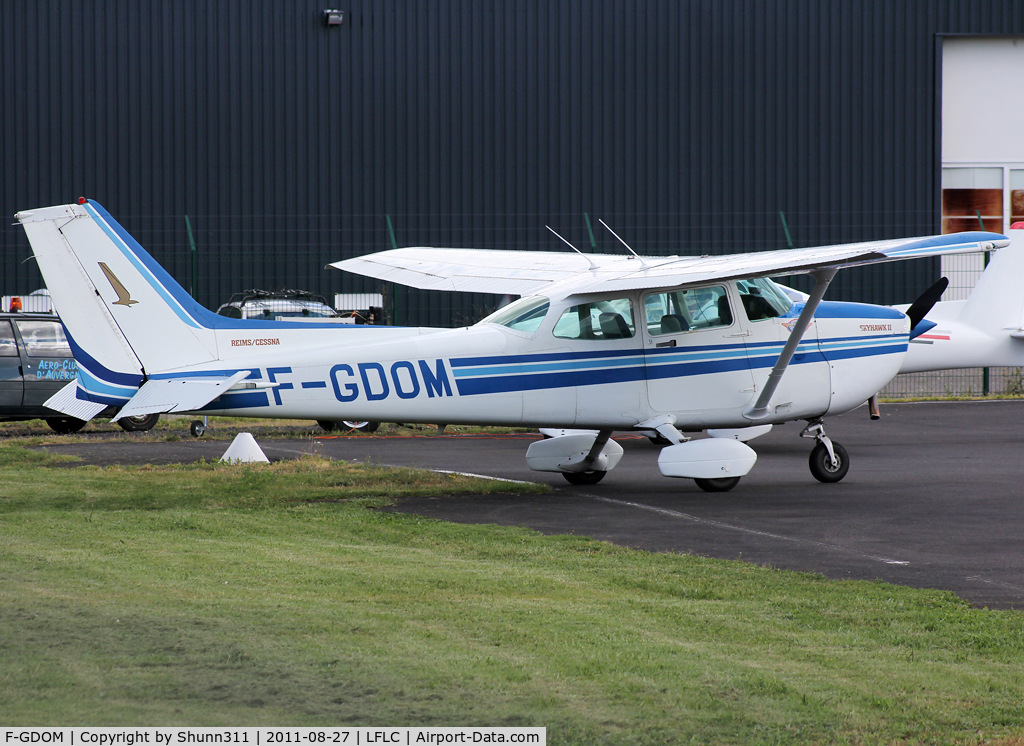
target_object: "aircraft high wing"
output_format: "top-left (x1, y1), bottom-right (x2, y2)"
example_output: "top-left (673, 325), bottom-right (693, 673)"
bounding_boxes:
top-left (329, 234), bottom-right (999, 297)
top-left (17, 200), bottom-right (1008, 491)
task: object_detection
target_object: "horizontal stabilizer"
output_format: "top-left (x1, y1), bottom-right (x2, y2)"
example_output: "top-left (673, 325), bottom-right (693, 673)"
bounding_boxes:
top-left (43, 380), bottom-right (108, 421)
top-left (112, 371), bottom-right (251, 421)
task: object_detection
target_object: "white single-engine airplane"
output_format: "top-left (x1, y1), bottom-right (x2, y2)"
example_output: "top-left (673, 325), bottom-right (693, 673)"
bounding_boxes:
top-left (17, 200), bottom-right (1011, 491)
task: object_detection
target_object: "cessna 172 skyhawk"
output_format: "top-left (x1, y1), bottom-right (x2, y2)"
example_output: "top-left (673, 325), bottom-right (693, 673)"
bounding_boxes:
top-left (17, 200), bottom-right (1009, 491)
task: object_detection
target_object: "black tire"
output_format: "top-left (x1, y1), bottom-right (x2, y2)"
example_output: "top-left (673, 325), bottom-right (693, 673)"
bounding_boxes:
top-left (117, 413), bottom-right (160, 432)
top-left (343, 420), bottom-right (379, 433)
top-left (809, 441), bottom-right (850, 483)
top-left (189, 420), bottom-right (207, 437)
top-left (562, 470), bottom-right (607, 485)
top-left (46, 416), bottom-right (87, 434)
top-left (694, 477), bottom-right (741, 493)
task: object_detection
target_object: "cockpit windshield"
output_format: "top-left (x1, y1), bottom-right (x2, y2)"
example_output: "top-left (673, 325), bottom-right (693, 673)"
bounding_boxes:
top-left (477, 296), bottom-right (551, 333)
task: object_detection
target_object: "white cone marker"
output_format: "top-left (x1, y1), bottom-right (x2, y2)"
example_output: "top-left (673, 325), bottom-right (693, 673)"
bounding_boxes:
top-left (220, 432), bottom-right (270, 463)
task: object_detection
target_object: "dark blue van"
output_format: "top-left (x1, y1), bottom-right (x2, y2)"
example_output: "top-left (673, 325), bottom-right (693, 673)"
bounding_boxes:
top-left (0, 312), bottom-right (158, 433)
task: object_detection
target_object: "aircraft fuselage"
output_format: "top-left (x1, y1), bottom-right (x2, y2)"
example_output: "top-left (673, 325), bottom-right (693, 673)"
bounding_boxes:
top-left (180, 288), bottom-right (908, 431)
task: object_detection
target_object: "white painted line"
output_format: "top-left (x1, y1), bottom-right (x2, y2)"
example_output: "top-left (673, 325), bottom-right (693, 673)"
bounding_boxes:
top-left (430, 469), bottom-right (536, 485)
top-left (334, 455), bottom-right (540, 486)
top-left (591, 495), bottom-right (911, 566)
top-left (965, 576), bottom-right (1024, 592)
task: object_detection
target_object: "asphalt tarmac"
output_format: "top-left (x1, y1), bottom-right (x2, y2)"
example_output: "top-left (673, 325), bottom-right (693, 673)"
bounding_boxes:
top-left (31, 400), bottom-right (1024, 609)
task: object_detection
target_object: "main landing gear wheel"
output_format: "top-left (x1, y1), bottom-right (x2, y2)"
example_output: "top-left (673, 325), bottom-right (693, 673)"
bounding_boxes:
top-left (189, 420), bottom-right (206, 437)
top-left (562, 470), bottom-right (607, 486)
top-left (117, 413), bottom-right (160, 432)
top-left (693, 477), bottom-right (741, 493)
top-left (318, 420), bottom-right (380, 433)
top-left (809, 441), bottom-right (849, 483)
top-left (46, 416), bottom-right (87, 434)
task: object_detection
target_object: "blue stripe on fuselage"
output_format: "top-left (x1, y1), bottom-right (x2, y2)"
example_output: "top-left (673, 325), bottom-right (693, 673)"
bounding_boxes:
top-left (197, 391), bottom-right (271, 411)
top-left (451, 332), bottom-right (906, 396)
top-left (454, 363), bottom-right (648, 395)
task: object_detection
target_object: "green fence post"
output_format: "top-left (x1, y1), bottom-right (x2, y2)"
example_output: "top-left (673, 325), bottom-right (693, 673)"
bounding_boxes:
top-left (977, 209), bottom-right (990, 395)
top-left (385, 215), bottom-right (399, 325)
top-left (779, 211), bottom-right (795, 249)
top-left (184, 215), bottom-right (198, 298)
top-left (584, 213), bottom-right (598, 252)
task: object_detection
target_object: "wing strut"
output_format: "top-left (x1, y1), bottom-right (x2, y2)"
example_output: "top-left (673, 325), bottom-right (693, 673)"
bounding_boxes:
top-left (743, 268), bottom-right (837, 421)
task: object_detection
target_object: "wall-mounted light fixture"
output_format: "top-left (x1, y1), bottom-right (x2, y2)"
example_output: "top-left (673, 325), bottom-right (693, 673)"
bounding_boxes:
top-left (323, 9), bottom-right (344, 26)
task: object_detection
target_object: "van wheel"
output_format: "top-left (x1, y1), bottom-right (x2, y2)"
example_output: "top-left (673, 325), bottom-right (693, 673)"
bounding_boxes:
top-left (46, 417), bottom-right (87, 434)
top-left (117, 413), bottom-right (160, 432)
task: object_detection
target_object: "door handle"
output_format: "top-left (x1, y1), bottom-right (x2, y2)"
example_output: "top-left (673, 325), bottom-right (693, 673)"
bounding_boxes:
top-left (656, 339), bottom-right (677, 348)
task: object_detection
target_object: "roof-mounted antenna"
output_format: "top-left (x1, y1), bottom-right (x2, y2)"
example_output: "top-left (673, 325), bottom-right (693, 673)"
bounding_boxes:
top-left (546, 225), bottom-right (598, 270)
top-left (598, 219), bottom-right (648, 268)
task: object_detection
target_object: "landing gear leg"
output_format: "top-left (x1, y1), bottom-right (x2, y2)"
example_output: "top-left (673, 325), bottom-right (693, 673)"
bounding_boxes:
top-left (800, 419), bottom-right (849, 483)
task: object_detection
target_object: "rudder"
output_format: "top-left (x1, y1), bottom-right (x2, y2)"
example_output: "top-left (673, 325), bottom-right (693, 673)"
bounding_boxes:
top-left (17, 201), bottom-right (220, 404)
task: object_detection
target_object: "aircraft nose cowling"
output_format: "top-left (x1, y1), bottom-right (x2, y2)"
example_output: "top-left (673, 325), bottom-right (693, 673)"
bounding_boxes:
top-left (657, 438), bottom-right (757, 479)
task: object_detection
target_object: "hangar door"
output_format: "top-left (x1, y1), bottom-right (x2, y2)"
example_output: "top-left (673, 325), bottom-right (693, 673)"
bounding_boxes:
top-left (941, 37), bottom-right (1024, 299)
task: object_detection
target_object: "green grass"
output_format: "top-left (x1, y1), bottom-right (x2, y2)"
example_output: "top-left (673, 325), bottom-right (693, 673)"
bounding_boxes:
top-left (1, 443), bottom-right (1023, 743)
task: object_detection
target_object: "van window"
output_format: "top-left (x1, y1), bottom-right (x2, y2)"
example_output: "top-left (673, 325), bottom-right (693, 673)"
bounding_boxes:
top-left (15, 319), bottom-right (73, 357)
top-left (0, 321), bottom-right (17, 357)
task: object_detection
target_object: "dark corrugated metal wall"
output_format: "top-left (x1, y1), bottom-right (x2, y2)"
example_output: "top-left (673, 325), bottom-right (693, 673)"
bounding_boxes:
top-left (3, 1), bottom-right (1024, 325)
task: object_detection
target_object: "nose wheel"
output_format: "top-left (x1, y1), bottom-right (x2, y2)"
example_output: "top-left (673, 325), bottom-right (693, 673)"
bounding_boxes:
top-left (801, 420), bottom-right (849, 483)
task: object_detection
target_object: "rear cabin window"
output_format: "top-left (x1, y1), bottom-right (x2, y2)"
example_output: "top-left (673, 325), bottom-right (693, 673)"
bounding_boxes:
top-left (644, 285), bottom-right (731, 335)
top-left (15, 319), bottom-right (73, 357)
top-left (552, 298), bottom-right (635, 340)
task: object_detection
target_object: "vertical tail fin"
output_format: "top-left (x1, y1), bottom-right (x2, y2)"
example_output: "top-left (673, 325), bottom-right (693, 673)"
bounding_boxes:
top-left (17, 201), bottom-right (220, 404)
top-left (956, 228), bottom-right (1024, 334)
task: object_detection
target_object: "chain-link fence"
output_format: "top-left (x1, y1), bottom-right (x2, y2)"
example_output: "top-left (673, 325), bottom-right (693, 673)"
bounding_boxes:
top-left (880, 367), bottom-right (1024, 399)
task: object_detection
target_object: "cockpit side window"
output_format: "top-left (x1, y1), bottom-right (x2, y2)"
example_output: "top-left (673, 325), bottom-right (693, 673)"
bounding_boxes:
top-left (644, 285), bottom-right (731, 335)
top-left (477, 295), bottom-right (551, 333)
top-left (553, 297), bottom-right (635, 340)
top-left (735, 277), bottom-right (794, 321)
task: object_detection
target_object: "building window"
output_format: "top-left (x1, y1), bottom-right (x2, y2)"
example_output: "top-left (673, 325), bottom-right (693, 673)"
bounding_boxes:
top-left (941, 167), bottom-right (1003, 234)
